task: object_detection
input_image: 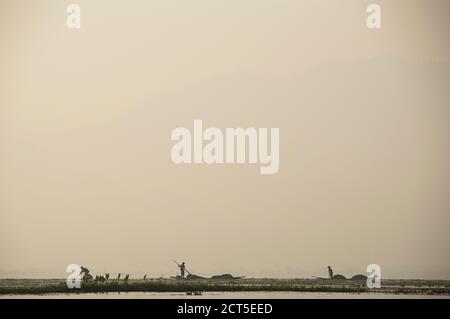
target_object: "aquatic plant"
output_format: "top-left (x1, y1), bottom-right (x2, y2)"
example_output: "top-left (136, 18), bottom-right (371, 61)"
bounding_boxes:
top-left (1, 279), bottom-right (449, 296)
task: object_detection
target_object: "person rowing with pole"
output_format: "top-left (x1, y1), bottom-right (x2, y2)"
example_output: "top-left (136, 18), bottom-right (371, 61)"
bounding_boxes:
top-left (173, 260), bottom-right (190, 279)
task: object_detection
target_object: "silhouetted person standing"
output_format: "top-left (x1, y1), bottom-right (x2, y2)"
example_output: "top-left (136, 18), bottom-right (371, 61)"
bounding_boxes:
top-left (328, 266), bottom-right (333, 279)
top-left (179, 262), bottom-right (186, 279)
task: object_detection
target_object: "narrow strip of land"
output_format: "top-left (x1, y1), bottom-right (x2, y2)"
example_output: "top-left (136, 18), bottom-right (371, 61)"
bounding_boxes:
top-left (1, 278), bottom-right (449, 295)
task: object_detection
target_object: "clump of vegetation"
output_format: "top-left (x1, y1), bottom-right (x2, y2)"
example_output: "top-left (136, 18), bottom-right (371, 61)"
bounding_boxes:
top-left (1, 279), bottom-right (450, 296)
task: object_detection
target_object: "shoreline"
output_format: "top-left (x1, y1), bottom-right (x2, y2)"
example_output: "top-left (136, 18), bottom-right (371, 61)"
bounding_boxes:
top-left (1, 278), bottom-right (449, 296)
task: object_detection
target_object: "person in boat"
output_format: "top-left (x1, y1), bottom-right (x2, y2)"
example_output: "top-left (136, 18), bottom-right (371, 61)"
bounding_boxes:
top-left (328, 266), bottom-right (333, 279)
top-left (179, 262), bottom-right (186, 279)
top-left (80, 266), bottom-right (93, 281)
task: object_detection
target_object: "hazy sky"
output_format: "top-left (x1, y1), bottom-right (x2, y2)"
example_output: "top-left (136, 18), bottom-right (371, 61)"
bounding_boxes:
top-left (1, 0), bottom-right (449, 279)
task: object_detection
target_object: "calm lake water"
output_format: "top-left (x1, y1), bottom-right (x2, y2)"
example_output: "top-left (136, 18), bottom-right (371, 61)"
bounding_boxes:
top-left (2, 291), bottom-right (449, 299)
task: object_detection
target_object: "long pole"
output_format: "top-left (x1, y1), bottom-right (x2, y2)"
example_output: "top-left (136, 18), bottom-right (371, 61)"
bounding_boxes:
top-left (173, 260), bottom-right (191, 275)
